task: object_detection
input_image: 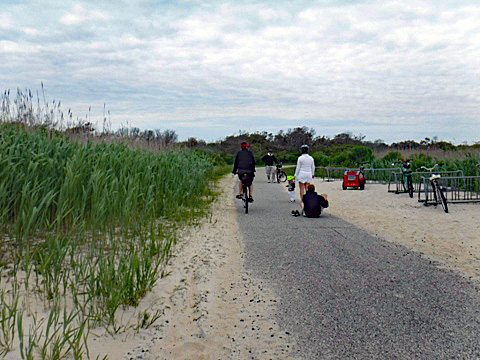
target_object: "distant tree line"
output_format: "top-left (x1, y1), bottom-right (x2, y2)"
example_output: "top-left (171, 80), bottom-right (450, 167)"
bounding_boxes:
top-left (2, 88), bottom-right (479, 169)
top-left (177, 127), bottom-right (480, 168)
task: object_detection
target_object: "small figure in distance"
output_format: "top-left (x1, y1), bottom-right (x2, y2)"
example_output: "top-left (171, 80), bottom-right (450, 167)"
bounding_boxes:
top-left (232, 142), bottom-right (256, 202)
top-left (261, 149), bottom-right (279, 183)
top-left (301, 184), bottom-right (328, 218)
top-left (286, 175), bottom-right (296, 202)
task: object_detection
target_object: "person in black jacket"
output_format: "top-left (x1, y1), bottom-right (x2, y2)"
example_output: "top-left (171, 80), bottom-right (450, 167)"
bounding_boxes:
top-left (232, 142), bottom-right (256, 202)
top-left (302, 184), bottom-right (328, 218)
top-left (261, 149), bottom-right (278, 182)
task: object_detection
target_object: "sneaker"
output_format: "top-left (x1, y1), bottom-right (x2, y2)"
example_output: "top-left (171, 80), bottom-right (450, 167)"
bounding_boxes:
top-left (248, 197), bottom-right (254, 203)
top-left (236, 194), bottom-right (242, 199)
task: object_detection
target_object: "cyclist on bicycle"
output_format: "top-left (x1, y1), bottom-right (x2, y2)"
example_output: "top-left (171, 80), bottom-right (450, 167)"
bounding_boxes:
top-left (233, 142), bottom-right (255, 202)
top-left (261, 149), bottom-right (278, 182)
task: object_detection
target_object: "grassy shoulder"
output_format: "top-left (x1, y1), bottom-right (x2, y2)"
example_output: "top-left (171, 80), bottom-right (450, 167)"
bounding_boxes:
top-left (0, 123), bottom-right (224, 359)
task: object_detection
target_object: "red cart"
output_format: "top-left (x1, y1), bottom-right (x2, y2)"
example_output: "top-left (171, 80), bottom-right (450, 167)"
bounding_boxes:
top-left (342, 169), bottom-right (366, 190)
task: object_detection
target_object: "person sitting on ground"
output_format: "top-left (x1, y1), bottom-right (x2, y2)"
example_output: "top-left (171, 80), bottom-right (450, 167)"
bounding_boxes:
top-left (301, 184), bottom-right (328, 218)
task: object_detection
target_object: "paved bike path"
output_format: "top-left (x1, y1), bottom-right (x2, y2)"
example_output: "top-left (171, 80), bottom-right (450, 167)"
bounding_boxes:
top-left (235, 179), bottom-right (480, 359)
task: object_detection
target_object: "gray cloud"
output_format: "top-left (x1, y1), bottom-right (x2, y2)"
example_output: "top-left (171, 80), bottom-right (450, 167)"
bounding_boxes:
top-left (1, 1), bottom-right (479, 143)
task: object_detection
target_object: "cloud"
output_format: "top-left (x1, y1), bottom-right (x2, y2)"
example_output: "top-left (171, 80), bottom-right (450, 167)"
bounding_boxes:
top-left (1, 0), bottom-right (479, 143)
top-left (59, 4), bottom-right (111, 25)
top-left (0, 14), bottom-right (12, 30)
top-left (0, 40), bottom-right (30, 53)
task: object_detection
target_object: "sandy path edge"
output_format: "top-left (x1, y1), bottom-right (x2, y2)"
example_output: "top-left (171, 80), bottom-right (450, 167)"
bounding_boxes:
top-left (86, 175), bottom-right (298, 360)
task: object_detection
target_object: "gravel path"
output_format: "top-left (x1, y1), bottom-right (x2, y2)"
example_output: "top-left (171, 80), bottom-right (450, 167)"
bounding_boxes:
top-left (236, 178), bottom-right (480, 359)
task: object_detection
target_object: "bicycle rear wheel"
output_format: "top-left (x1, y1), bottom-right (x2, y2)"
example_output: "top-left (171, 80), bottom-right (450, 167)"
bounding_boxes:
top-left (243, 185), bottom-right (249, 214)
top-left (436, 185), bottom-right (448, 213)
top-left (277, 171), bottom-right (287, 183)
top-left (407, 175), bottom-right (414, 198)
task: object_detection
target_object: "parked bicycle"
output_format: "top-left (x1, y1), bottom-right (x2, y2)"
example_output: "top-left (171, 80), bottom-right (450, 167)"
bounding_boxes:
top-left (275, 163), bottom-right (287, 183)
top-left (420, 164), bottom-right (448, 213)
top-left (393, 159), bottom-right (414, 198)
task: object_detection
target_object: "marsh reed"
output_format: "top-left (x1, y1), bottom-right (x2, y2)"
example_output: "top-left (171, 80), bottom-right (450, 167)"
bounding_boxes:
top-left (0, 118), bottom-right (217, 358)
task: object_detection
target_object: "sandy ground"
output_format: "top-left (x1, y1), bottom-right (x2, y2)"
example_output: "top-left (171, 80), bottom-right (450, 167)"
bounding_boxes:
top-left (4, 175), bottom-right (479, 359)
top-left (313, 179), bottom-right (480, 283)
top-left (84, 177), bottom-right (480, 359)
top-left (86, 175), bottom-right (298, 359)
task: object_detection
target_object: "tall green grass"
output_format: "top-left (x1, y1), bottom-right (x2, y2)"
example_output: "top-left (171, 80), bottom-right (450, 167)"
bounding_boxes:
top-left (0, 122), bottom-right (218, 358)
top-left (0, 123), bottom-right (213, 241)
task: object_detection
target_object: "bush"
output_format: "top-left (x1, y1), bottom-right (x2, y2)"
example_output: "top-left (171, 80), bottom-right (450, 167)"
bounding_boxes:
top-left (311, 152), bottom-right (329, 167)
top-left (348, 146), bottom-right (374, 165)
top-left (382, 151), bottom-right (402, 162)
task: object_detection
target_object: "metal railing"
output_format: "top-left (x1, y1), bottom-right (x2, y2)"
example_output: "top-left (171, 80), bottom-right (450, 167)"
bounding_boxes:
top-left (316, 167), bottom-right (398, 184)
top-left (418, 175), bottom-right (480, 205)
top-left (388, 170), bottom-right (464, 194)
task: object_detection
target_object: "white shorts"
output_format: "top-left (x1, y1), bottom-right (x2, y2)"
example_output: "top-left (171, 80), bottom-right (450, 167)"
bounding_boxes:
top-left (297, 172), bottom-right (313, 183)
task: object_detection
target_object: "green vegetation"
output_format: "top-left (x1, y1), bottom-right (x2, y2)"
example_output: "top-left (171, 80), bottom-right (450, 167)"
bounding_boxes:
top-left (0, 122), bottom-right (220, 359)
top-left (1, 87), bottom-right (478, 358)
top-left (181, 127), bottom-right (479, 171)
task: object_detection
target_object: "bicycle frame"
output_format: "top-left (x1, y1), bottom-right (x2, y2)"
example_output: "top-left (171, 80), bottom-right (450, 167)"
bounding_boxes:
top-left (420, 165), bottom-right (448, 213)
top-left (430, 176), bottom-right (448, 213)
top-left (275, 164), bottom-right (287, 183)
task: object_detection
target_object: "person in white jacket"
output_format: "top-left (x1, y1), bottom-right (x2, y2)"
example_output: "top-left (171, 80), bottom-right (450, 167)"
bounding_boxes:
top-left (293, 144), bottom-right (315, 204)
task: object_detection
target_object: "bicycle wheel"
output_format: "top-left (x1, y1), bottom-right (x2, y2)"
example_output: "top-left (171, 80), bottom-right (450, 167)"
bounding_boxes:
top-left (437, 185), bottom-right (448, 213)
top-left (407, 175), bottom-right (414, 198)
top-left (277, 171), bottom-right (287, 183)
top-left (243, 185), bottom-right (249, 214)
top-left (431, 181), bottom-right (438, 205)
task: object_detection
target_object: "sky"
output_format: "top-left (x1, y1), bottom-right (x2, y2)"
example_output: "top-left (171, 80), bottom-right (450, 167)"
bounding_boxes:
top-left (1, 0), bottom-right (479, 144)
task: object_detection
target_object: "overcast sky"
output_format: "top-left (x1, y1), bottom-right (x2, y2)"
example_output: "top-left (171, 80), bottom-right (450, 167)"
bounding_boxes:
top-left (1, 0), bottom-right (479, 143)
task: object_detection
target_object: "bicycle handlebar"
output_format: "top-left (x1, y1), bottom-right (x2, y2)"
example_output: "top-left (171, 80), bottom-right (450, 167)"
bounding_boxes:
top-left (420, 164), bottom-right (439, 172)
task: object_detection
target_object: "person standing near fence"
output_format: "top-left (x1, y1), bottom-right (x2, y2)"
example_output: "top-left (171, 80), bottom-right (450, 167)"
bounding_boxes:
top-left (261, 149), bottom-right (278, 183)
top-left (294, 144), bottom-right (315, 204)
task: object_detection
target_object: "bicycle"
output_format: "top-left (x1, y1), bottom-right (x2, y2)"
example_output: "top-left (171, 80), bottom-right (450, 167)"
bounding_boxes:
top-left (420, 164), bottom-right (448, 213)
top-left (275, 163), bottom-right (287, 183)
top-left (393, 159), bottom-right (414, 198)
top-left (238, 173), bottom-right (253, 214)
